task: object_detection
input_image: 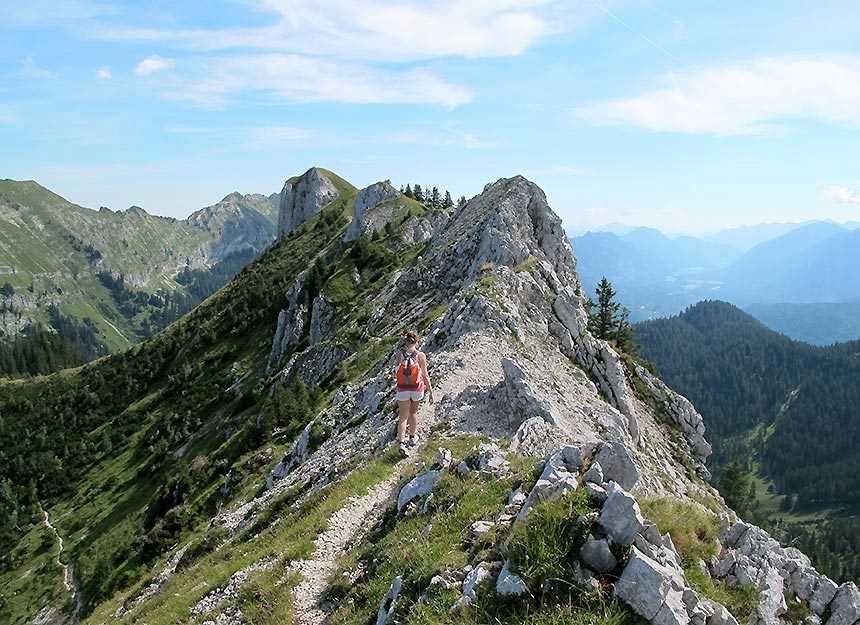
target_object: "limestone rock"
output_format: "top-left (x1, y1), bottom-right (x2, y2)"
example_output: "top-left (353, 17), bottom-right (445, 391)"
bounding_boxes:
top-left (615, 547), bottom-right (686, 622)
top-left (583, 461), bottom-right (604, 484)
top-left (598, 482), bottom-right (645, 546)
top-left (398, 470), bottom-right (443, 512)
top-left (344, 180), bottom-right (402, 242)
top-left (455, 562), bottom-right (494, 609)
top-left (309, 295), bottom-right (335, 346)
top-left (579, 537), bottom-right (617, 573)
top-left (595, 442), bottom-right (639, 491)
top-left (502, 358), bottom-right (555, 426)
top-left (376, 575), bottom-right (402, 625)
top-left (826, 583), bottom-right (860, 625)
top-left (278, 167), bottom-right (340, 237)
top-left (509, 416), bottom-right (561, 457)
top-left (476, 443), bottom-right (510, 475)
top-left (496, 561), bottom-right (528, 597)
top-left (267, 274), bottom-right (307, 369)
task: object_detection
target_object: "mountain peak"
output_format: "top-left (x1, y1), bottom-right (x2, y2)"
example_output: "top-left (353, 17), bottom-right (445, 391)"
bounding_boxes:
top-left (277, 167), bottom-right (353, 237)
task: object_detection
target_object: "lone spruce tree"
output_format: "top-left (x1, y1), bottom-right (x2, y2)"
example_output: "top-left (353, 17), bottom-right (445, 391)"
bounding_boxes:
top-left (587, 277), bottom-right (636, 352)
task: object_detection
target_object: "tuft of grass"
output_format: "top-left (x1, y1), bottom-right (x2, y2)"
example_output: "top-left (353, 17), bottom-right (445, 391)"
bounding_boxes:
top-left (684, 566), bottom-right (757, 621)
top-left (639, 498), bottom-right (718, 565)
top-left (507, 489), bottom-right (593, 586)
top-left (514, 256), bottom-right (540, 274)
top-left (784, 592), bottom-right (811, 625)
top-left (232, 567), bottom-right (298, 625)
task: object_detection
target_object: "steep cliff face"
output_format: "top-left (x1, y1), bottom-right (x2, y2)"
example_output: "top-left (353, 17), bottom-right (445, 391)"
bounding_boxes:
top-left (277, 168), bottom-right (354, 237)
top-left (4, 170), bottom-right (852, 625)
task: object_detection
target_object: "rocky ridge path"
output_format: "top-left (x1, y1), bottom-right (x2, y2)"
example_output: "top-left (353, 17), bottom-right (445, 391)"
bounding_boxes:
top-left (289, 469), bottom-right (403, 625)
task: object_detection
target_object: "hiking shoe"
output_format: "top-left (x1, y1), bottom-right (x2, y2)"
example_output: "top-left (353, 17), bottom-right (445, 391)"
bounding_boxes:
top-left (408, 434), bottom-right (418, 448)
top-left (399, 442), bottom-right (409, 457)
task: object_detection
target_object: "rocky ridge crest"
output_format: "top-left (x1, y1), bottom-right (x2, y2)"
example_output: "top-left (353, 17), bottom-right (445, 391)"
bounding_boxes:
top-left (108, 171), bottom-right (850, 625)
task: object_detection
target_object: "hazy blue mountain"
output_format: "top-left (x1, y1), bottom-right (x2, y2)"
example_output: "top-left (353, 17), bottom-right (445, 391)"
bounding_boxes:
top-left (746, 301), bottom-right (860, 345)
top-left (703, 221), bottom-right (810, 253)
top-left (719, 222), bottom-right (858, 304)
top-left (572, 228), bottom-right (738, 320)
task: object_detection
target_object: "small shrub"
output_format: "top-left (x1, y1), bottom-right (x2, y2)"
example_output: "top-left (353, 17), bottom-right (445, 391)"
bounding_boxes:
top-left (507, 489), bottom-right (592, 587)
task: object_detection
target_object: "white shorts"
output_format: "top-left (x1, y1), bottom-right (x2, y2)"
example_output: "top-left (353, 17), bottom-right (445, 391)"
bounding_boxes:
top-left (396, 390), bottom-right (424, 402)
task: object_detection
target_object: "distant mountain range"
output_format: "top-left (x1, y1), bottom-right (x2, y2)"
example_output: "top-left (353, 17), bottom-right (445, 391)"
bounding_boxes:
top-left (0, 179), bottom-right (279, 361)
top-left (572, 220), bottom-right (860, 344)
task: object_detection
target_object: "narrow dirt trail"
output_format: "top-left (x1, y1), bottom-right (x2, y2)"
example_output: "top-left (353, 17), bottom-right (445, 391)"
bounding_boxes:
top-left (289, 470), bottom-right (403, 625)
top-left (41, 506), bottom-right (83, 620)
top-left (42, 508), bottom-right (72, 592)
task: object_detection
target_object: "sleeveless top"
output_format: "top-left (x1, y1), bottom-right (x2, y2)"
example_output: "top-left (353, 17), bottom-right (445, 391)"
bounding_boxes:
top-left (396, 348), bottom-right (425, 392)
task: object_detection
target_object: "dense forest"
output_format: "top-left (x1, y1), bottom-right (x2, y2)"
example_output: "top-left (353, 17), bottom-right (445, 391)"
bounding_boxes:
top-left (635, 300), bottom-right (860, 581)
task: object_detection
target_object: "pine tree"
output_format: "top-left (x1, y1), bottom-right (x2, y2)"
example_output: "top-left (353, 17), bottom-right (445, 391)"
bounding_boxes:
top-left (586, 277), bottom-right (636, 352)
top-left (404, 184), bottom-right (413, 198)
top-left (430, 186), bottom-right (440, 209)
top-left (718, 458), bottom-right (754, 517)
top-left (443, 190), bottom-right (453, 209)
top-left (457, 196), bottom-right (467, 208)
top-left (413, 184), bottom-right (424, 203)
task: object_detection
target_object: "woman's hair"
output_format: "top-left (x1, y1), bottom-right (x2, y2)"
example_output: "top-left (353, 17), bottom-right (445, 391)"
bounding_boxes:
top-left (405, 330), bottom-right (419, 345)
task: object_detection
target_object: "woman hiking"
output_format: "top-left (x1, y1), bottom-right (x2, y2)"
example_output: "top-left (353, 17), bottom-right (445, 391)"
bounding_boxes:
top-left (394, 330), bottom-right (434, 456)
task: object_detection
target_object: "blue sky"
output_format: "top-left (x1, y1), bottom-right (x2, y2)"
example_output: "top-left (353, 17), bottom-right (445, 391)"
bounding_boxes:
top-left (2, 0), bottom-right (860, 233)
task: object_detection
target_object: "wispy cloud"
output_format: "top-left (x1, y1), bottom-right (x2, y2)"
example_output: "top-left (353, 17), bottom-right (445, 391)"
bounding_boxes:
top-left (96, 66), bottom-right (111, 80)
top-left (390, 129), bottom-right (494, 148)
top-left (574, 56), bottom-right (860, 135)
top-left (822, 182), bottom-right (860, 204)
top-left (135, 55), bottom-right (175, 76)
top-left (20, 55), bottom-right (55, 79)
top-left (94, 1), bottom-right (564, 63)
top-left (165, 55), bottom-right (471, 108)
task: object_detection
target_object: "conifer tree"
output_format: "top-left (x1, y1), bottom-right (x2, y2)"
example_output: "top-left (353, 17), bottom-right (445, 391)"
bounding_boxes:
top-left (413, 184), bottom-right (424, 203)
top-left (443, 190), bottom-right (453, 208)
top-left (404, 184), bottom-right (413, 198)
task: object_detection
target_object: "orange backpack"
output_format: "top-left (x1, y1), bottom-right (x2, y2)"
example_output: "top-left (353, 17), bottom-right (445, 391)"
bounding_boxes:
top-left (396, 350), bottom-right (421, 389)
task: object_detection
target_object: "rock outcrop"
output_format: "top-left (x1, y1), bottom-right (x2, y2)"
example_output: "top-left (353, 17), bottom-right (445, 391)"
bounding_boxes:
top-left (278, 167), bottom-right (341, 237)
top-left (344, 181), bottom-right (402, 242)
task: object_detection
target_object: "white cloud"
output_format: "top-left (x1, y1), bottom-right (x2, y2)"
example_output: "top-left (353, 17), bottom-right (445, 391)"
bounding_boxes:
top-left (135, 55), bottom-right (175, 76)
top-left (574, 56), bottom-right (860, 135)
top-left (822, 182), bottom-right (860, 204)
top-left (95, 0), bottom-right (564, 63)
top-left (96, 66), bottom-right (111, 80)
top-left (167, 54), bottom-right (471, 108)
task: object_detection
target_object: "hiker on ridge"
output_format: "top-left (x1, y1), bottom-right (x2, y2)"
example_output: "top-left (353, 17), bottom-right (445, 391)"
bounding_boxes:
top-left (394, 330), bottom-right (434, 456)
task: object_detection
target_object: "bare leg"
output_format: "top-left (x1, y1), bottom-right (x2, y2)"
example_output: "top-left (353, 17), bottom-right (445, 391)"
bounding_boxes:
top-left (408, 400), bottom-right (419, 437)
top-left (397, 400), bottom-right (410, 442)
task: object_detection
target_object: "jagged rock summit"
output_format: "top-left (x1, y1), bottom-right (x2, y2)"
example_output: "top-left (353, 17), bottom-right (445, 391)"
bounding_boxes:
top-left (277, 167), bottom-right (352, 236)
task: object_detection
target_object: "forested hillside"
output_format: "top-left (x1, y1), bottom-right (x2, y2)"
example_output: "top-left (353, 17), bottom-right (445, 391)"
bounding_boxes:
top-left (0, 181), bottom-right (280, 376)
top-left (635, 300), bottom-right (860, 581)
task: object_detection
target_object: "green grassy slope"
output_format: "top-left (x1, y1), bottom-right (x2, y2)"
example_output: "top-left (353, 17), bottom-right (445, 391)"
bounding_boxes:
top-left (0, 179), bottom-right (280, 366)
top-left (0, 180), bottom-right (382, 623)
